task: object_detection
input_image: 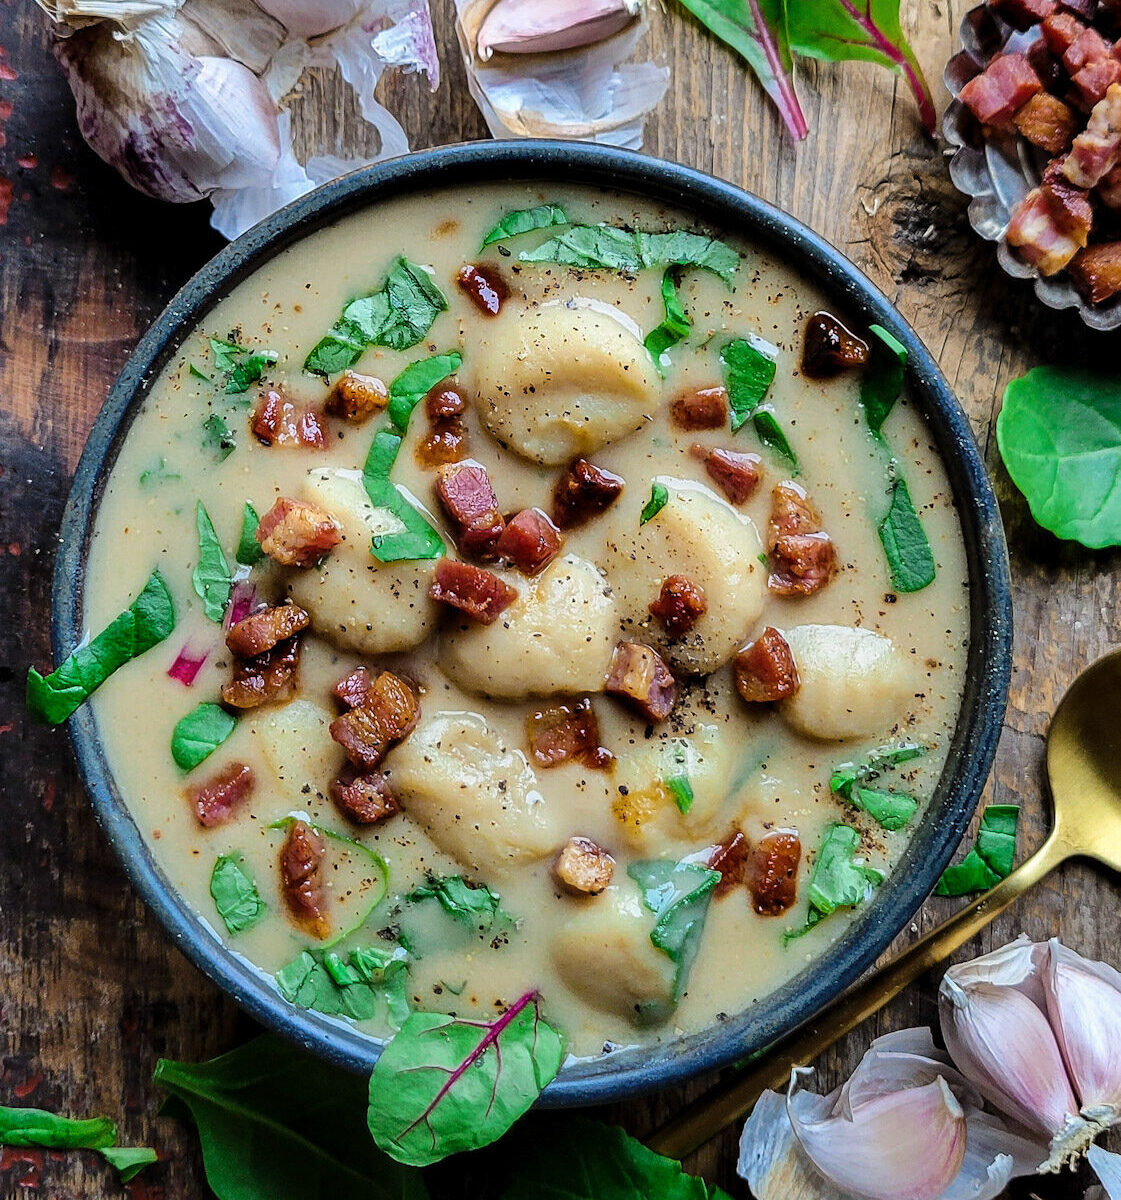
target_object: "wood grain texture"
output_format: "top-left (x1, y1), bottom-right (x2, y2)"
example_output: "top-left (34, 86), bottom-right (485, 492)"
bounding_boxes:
top-left (0, 0), bottom-right (1117, 1195)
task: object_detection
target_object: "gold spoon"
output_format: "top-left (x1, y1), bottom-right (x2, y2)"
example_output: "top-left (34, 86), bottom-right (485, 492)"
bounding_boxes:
top-left (648, 646), bottom-right (1121, 1160)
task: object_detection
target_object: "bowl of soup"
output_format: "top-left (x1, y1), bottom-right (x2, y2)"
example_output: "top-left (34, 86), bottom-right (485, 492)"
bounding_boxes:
top-left (53, 140), bottom-right (1011, 1104)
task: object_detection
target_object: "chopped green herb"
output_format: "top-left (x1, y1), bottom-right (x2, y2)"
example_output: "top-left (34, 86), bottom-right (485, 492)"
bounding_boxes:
top-left (665, 774), bottom-right (695, 814)
top-left (879, 473), bottom-right (936, 593)
top-left (860, 324), bottom-right (908, 435)
top-left (786, 824), bottom-right (883, 942)
top-left (98, 1147), bottom-right (158, 1182)
top-left (277, 944), bottom-right (410, 1028)
top-left (640, 481), bottom-right (670, 525)
top-left (850, 787), bottom-right (917, 831)
top-left (236, 502), bottom-right (262, 566)
top-left (520, 226), bottom-right (740, 284)
top-left (751, 408), bottom-right (798, 467)
top-left (208, 336), bottom-right (277, 394)
top-left (188, 362), bottom-right (211, 381)
top-left (209, 337), bottom-right (242, 373)
top-left (481, 203), bottom-right (570, 248)
top-left (407, 874), bottom-right (509, 930)
top-left (209, 853), bottom-right (266, 935)
top-left (387, 351), bottom-right (463, 432)
top-left (629, 859), bottom-right (720, 1001)
top-left (935, 805), bottom-right (1020, 896)
top-left (139, 456), bottom-right (180, 487)
top-left (202, 413), bottom-right (236, 460)
top-left (644, 269), bottom-right (692, 367)
top-left (26, 570), bottom-right (175, 725)
top-left (441, 980), bottom-right (466, 996)
top-left (191, 501), bottom-right (232, 623)
top-left (0, 1106), bottom-right (154, 1183)
top-left (720, 336), bottom-right (796, 468)
top-left (362, 429), bottom-right (445, 564)
top-left (171, 702), bottom-right (236, 772)
top-left (830, 743), bottom-right (924, 797)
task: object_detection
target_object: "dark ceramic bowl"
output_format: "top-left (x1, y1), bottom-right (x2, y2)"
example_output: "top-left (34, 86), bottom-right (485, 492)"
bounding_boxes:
top-left (55, 140), bottom-right (1012, 1106)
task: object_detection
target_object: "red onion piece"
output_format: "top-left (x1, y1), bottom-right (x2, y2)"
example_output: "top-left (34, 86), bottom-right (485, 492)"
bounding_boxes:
top-left (167, 643), bottom-right (209, 687)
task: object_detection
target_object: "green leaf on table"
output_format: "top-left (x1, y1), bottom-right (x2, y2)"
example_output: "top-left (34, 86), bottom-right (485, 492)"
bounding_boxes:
top-left (26, 569), bottom-right (175, 725)
top-left (203, 413), bottom-right (236, 461)
top-left (665, 774), bottom-right (694, 814)
top-left (481, 204), bottom-right (569, 248)
top-left (628, 859), bottom-right (720, 1000)
top-left (787, 1), bottom-right (936, 135)
top-left (236, 502), bottom-right (262, 566)
top-left (387, 351), bottom-right (462, 433)
top-left (673, 0), bottom-right (807, 141)
top-left (367, 990), bottom-right (564, 1167)
top-left (996, 367), bottom-right (1121, 549)
top-left (362, 429), bottom-right (445, 564)
top-left (209, 853), bottom-right (266, 935)
top-left (520, 226), bottom-right (740, 284)
top-left (860, 324), bottom-right (907, 435)
top-left (192, 501), bottom-right (232, 623)
top-left (139, 456), bottom-right (180, 487)
top-left (99, 1146), bottom-right (158, 1182)
top-left (0, 1106), bottom-right (155, 1183)
top-left (879, 473), bottom-right (936, 592)
top-left (155, 1034), bottom-right (428, 1200)
top-left (407, 874), bottom-right (510, 931)
top-left (935, 805), bottom-right (1020, 896)
top-left (277, 944), bottom-right (410, 1028)
top-left (644, 269), bottom-right (692, 367)
top-left (640, 481), bottom-right (670, 525)
top-left (172, 702), bottom-right (236, 772)
top-left (786, 823), bottom-right (883, 942)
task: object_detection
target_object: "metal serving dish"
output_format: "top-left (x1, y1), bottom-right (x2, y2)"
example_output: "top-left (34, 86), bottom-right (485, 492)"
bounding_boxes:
top-left (53, 140), bottom-right (1012, 1105)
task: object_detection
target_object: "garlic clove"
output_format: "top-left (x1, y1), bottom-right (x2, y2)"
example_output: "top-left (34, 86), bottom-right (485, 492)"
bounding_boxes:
top-left (476, 0), bottom-right (641, 60)
top-left (938, 1110), bottom-right (1045, 1200)
top-left (1089, 1144), bottom-right (1121, 1199)
top-left (253, 0), bottom-right (365, 38)
top-left (1045, 939), bottom-right (1121, 1126)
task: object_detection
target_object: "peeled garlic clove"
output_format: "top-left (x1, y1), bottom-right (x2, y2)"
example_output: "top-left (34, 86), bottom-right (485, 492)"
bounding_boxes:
top-left (1044, 939), bottom-right (1121, 1126)
top-left (476, 0), bottom-right (641, 60)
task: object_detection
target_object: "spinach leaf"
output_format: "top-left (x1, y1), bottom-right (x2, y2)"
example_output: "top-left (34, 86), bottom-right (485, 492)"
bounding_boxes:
top-left (209, 337), bottom-right (242, 373)
top-left (644, 270), bottom-right (691, 366)
top-left (208, 336), bottom-right (277, 394)
top-left (628, 860), bottom-right (720, 1000)
top-left (665, 774), bottom-right (694, 814)
top-left (172, 702), bottom-right (236, 772)
top-left (362, 430), bottom-right (445, 564)
top-left (673, 0), bottom-right (806, 140)
top-left (139, 456), bottom-right (180, 487)
top-left (155, 1034), bottom-right (428, 1200)
top-left (482, 203), bottom-right (570, 247)
top-left (860, 324), bottom-right (907, 434)
top-left (26, 570), bottom-right (175, 725)
top-left (850, 787), bottom-right (917, 831)
top-left (367, 990), bottom-right (564, 1167)
top-left (0, 1106), bottom-right (154, 1183)
top-left (718, 336), bottom-right (798, 467)
top-left (407, 875), bottom-right (509, 930)
top-left (786, 823), bottom-right (883, 942)
top-left (209, 853), bottom-right (266, 934)
top-left (203, 413), bottom-right (236, 460)
top-left (879, 473), bottom-right (936, 592)
top-left (277, 944), bottom-right (410, 1028)
top-left (189, 362), bottom-right (211, 381)
top-left (99, 1146), bottom-right (158, 1182)
top-left (520, 226), bottom-right (740, 284)
top-left (387, 352), bottom-right (462, 433)
top-left (640, 481), bottom-right (669, 525)
top-left (996, 367), bottom-right (1121, 548)
top-left (236, 502), bottom-right (262, 566)
top-left (830, 742), bottom-right (924, 796)
top-left (787, 1), bottom-right (936, 134)
top-left (192, 501), bottom-right (232, 623)
top-left (498, 1117), bottom-right (732, 1200)
top-left (935, 805), bottom-right (1019, 896)
top-left (304, 258), bottom-right (448, 377)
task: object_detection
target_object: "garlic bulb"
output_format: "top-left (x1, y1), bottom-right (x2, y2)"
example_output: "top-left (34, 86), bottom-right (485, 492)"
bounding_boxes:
top-left (254, 0), bottom-right (365, 38)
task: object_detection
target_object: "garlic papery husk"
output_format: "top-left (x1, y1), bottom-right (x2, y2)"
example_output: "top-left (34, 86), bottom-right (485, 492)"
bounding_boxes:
top-left (1045, 939), bottom-right (1121, 1127)
top-left (476, 0), bottom-right (641, 60)
top-left (253, 0), bottom-right (365, 38)
top-left (1089, 1145), bottom-right (1121, 1198)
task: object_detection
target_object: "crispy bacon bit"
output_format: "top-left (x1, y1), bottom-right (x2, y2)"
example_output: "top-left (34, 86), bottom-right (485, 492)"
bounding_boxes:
top-left (1076, 56), bottom-right (1121, 108)
top-left (528, 698), bottom-right (613, 770)
top-left (551, 457), bottom-right (625, 529)
top-left (749, 831), bottom-right (802, 916)
top-left (649, 574), bottom-right (707, 637)
top-left (605, 641), bottom-right (677, 722)
top-left (1026, 38), bottom-right (1064, 91)
top-left (553, 836), bottom-right (615, 896)
top-left (325, 371), bottom-right (387, 423)
top-left (801, 312), bottom-right (870, 378)
top-left (330, 764), bottom-right (399, 825)
top-left (1063, 24), bottom-right (1112, 72)
top-left (418, 422), bottom-right (468, 468)
top-left (256, 497), bottom-right (342, 567)
top-left (456, 263), bottom-right (509, 316)
top-left (332, 667), bottom-right (372, 709)
top-left (1065, 83), bottom-right (1121, 185)
top-left (993, 0), bottom-right (1057, 28)
top-left (495, 508), bottom-right (563, 575)
top-left (768, 481), bottom-right (837, 596)
top-left (280, 819), bottom-right (330, 940)
top-left (1062, 0), bottom-right (1097, 18)
top-left (1007, 174), bottom-right (1094, 274)
top-left (429, 559), bottom-right (518, 624)
top-left (436, 461), bottom-right (505, 556)
top-left (367, 671), bottom-right (420, 741)
top-left (252, 389), bottom-right (328, 448)
top-left (1069, 241), bottom-right (1121, 300)
top-left (1100, 163), bottom-right (1121, 206)
top-left (426, 385), bottom-right (468, 420)
top-left (189, 761), bottom-right (254, 828)
top-left (734, 628), bottom-right (801, 703)
top-left (225, 603), bottom-right (309, 658)
top-left (707, 831), bottom-right (751, 897)
top-left (1042, 11), bottom-right (1088, 55)
top-left (959, 53), bottom-right (1043, 126)
top-left (768, 479), bottom-right (818, 545)
top-left (221, 635), bottom-right (300, 709)
top-left (670, 385), bottom-right (729, 431)
top-left (690, 443), bottom-right (761, 505)
top-left (330, 704), bottom-right (388, 771)
top-left (1014, 92), bottom-right (1080, 154)
top-left (329, 670), bottom-right (419, 769)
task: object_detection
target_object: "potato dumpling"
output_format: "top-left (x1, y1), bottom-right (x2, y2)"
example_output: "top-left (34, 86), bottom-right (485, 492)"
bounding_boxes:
top-left (602, 478), bottom-right (767, 674)
top-left (383, 711), bottom-right (560, 875)
top-left (439, 554), bottom-right (617, 700)
top-left (551, 882), bottom-right (676, 1026)
top-left (779, 624), bottom-right (912, 741)
top-left (471, 303), bottom-right (659, 464)
top-left (248, 698), bottom-right (344, 803)
top-left (286, 467), bottom-right (439, 655)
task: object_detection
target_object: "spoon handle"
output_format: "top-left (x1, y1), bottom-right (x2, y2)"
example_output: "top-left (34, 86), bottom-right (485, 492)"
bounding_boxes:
top-left (646, 832), bottom-right (1068, 1161)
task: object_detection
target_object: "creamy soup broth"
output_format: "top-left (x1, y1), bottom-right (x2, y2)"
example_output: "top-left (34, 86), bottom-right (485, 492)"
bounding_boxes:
top-left (85, 182), bottom-right (969, 1059)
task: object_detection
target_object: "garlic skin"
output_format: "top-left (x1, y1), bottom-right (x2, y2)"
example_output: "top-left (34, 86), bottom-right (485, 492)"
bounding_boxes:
top-left (254, 0), bottom-right (365, 38)
top-left (1088, 1144), bottom-right (1121, 1199)
top-left (476, 0), bottom-right (641, 60)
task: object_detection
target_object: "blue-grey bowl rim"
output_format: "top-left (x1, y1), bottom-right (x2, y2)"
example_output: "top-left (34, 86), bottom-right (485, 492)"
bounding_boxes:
top-left (54, 138), bottom-right (1012, 1108)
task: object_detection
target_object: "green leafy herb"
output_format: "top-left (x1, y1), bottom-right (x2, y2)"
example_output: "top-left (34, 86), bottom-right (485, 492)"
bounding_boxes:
top-left (481, 203), bottom-right (570, 248)
top-left (831, 743), bottom-right (922, 828)
top-left (719, 336), bottom-right (797, 467)
top-left (139, 456), bottom-right (180, 487)
top-left (644, 270), bottom-right (692, 366)
top-left (208, 336), bottom-right (277, 394)
top-left (192, 501), bottom-right (232, 623)
top-left (786, 823), bottom-right (884, 941)
top-left (640, 481), bottom-right (670, 525)
top-left (236, 502), bottom-right (262, 566)
top-left (860, 324), bottom-right (907, 434)
top-left (387, 352), bottom-right (462, 433)
top-left (665, 774), bottom-right (694, 814)
top-left (209, 337), bottom-right (242, 373)
top-left (628, 860), bottom-right (720, 1000)
top-left (935, 805), bottom-right (1020, 896)
top-left (188, 362), bottom-right (211, 381)
top-left (98, 1147), bottom-right (158, 1182)
top-left (26, 570), bottom-right (175, 725)
top-left (520, 226), bottom-right (740, 284)
top-left (879, 473), bottom-right (936, 592)
top-left (407, 875), bottom-right (509, 931)
top-left (304, 258), bottom-right (448, 377)
top-left (155, 1035), bottom-right (428, 1200)
top-left (0, 1106), bottom-right (155, 1183)
top-left (277, 944), bottom-right (410, 1028)
top-left (996, 367), bottom-right (1121, 548)
top-left (362, 429), bottom-right (445, 563)
top-left (209, 853), bottom-right (266, 935)
top-left (498, 1118), bottom-right (732, 1200)
top-left (172, 702), bottom-right (236, 772)
top-left (203, 413), bottom-right (236, 460)
top-left (367, 990), bottom-right (564, 1167)
top-left (849, 787), bottom-right (917, 831)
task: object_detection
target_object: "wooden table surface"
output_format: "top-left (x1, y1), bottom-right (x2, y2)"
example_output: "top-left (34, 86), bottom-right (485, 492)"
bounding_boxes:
top-left (2, 1), bottom-right (1119, 1195)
